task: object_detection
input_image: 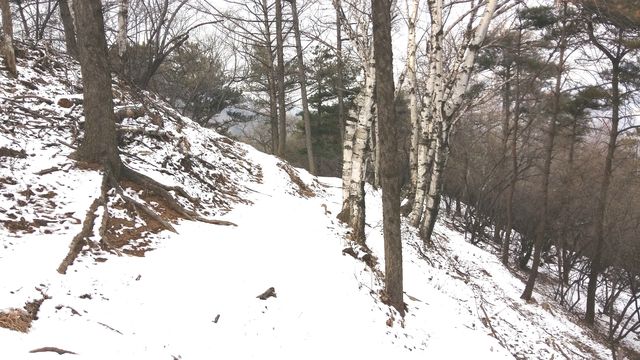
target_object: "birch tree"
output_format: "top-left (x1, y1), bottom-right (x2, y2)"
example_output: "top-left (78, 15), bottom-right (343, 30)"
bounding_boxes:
top-left (333, 0), bottom-right (376, 244)
top-left (403, 0), bottom-right (420, 212)
top-left (116, 0), bottom-right (129, 73)
top-left (408, 0), bottom-right (499, 242)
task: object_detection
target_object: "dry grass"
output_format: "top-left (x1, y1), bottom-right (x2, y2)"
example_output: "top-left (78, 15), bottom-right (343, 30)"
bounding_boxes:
top-left (0, 308), bottom-right (32, 333)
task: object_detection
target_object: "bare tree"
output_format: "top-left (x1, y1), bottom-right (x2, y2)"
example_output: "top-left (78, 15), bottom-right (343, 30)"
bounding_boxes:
top-left (287, 0), bottom-right (315, 174)
top-left (333, 0), bottom-right (376, 244)
top-left (116, 0), bottom-right (129, 72)
top-left (274, 0), bottom-right (287, 157)
top-left (127, 0), bottom-right (218, 88)
top-left (58, 0), bottom-right (77, 58)
top-left (71, 0), bottom-right (121, 175)
top-left (408, 0), bottom-right (498, 242)
top-left (1, 0), bottom-right (17, 77)
top-left (403, 0), bottom-right (420, 213)
top-left (372, 0), bottom-right (403, 316)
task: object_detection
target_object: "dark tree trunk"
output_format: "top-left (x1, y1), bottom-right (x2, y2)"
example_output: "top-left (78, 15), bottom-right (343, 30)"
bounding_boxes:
top-left (521, 15), bottom-right (566, 301)
top-left (260, 0), bottom-right (279, 153)
top-left (289, 0), bottom-right (316, 174)
top-left (58, 0), bottom-right (77, 58)
top-left (585, 60), bottom-right (620, 324)
top-left (0, 0), bottom-right (17, 77)
top-left (275, 0), bottom-right (287, 157)
top-left (373, 0), bottom-right (403, 316)
top-left (72, 0), bottom-right (121, 176)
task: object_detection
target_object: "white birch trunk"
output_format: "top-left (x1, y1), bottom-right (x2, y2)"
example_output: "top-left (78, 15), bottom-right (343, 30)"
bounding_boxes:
top-left (338, 61), bottom-right (375, 241)
top-left (117, 0), bottom-right (129, 59)
top-left (413, 0), bottom-right (497, 242)
top-left (406, 0), bottom-right (420, 205)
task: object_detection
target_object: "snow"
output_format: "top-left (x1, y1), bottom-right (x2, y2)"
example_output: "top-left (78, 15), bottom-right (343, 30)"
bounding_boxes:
top-left (1, 45), bottom-right (637, 360)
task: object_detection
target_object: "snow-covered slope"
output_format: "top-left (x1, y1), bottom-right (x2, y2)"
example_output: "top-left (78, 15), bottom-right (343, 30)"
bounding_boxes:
top-left (1, 45), bottom-right (635, 359)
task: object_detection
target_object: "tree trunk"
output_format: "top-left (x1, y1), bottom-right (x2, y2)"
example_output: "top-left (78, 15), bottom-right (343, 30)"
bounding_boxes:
top-left (261, 0), bottom-right (279, 153)
top-left (275, 0), bottom-right (287, 157)
top-left (0, 0), bottom-right (17, 77)
top-left (373, 0), bottom-right (403, 316)
top-left (585, 60), bottom-right (620, 325)
top-left (72, 0), bottom-right (121, 176)
top-left (335, 0), bottom-right (345, 142)
top-left (419, 125), bottom-right (448, 242)
top-left (58, 0), bottom-right (77, 58)
top-left (289, 0), bottom-right (316, 174)
top-left (502, 36), bottom-right (522, 267)
top-left (337, 62), bottom-right (376, 244)
top-left (521, 7), bottom-right (566, 301)
top-left (405, 0), bottom-right (420, 211)
top-left (116, 0), bottom-right (129, 73)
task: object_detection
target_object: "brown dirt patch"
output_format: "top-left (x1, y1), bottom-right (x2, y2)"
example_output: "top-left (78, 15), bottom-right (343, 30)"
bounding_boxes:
top-left (0, 295), bottom-right (48, 333)
top-left (101, 180), bottom-right (182, 256)
top-left (0, 309), bottom-right (31, 332)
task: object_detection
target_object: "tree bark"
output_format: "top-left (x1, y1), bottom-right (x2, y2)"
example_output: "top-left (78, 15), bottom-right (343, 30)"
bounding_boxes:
top-left (260, 0), bottom-right (279, 154)
top-left (373, 0), bottom-right (403, 316)
top-left (116, 0), bottom-right (129, 73)
top-left (72, 0), bottom-right (122, 176)
top-left (0, 0), bottom-right (17, 77)
top-left (289, 0), bottom-right (316, 174)
top-left (335, 0), bottom-right (345, 142)
top-left (585, 40), bottom-right (621, 325)
top-left (58, 0), bottom-right (77, 58)
top-left (405, 0), bottom-right (420, 211)
top-left (337, 61), bottom-right (375, 244)
top-left (275, 0), bottom-right (287, 157)
top-left (416, 0), bottom-right (496, 243)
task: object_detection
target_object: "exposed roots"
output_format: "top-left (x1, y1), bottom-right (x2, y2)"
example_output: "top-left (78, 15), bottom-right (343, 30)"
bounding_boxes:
top-left (121, 164), bottom-right (236, 226)
top-left (57, 175), bottom-right (108, 274)
top-left (57, 163), bottom-right (237, 272)
top-left (114, 189), bottom-right (178, 234)
top-left (122, 164), bottom-right (198, 220)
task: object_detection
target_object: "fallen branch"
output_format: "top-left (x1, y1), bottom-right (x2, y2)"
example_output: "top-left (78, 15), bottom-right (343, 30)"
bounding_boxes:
top-left (97, 321), bottom-right (123, 335)
top-left (29, 347), bottom-right (76, 355)
top-left (34, 166), bottom-right (59, 176)
top-left (12, 95), bottom-right (54, 105)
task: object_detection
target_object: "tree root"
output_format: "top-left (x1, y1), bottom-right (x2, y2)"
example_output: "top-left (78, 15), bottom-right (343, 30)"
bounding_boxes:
top-left (57, 176), bottom-right (108, 274)
top-left (58, 163), bottom-right (236, 273)
top-left (122, 165), bottom-right (199, 217)
top-left (121, 165), bottom-right (237, 227)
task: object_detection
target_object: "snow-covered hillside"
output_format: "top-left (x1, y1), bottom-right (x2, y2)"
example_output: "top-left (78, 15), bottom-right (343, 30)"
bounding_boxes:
top-left (1, 44), bottom-right (637, 359)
